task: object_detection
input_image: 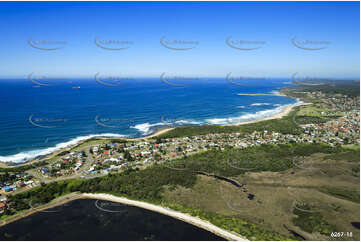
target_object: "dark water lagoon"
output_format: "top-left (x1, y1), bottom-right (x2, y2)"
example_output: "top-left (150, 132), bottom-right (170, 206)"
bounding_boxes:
top-left (0, 199), bottom-right (224, 241)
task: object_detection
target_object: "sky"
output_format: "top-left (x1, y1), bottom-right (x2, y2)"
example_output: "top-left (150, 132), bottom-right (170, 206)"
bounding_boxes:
top-left (0, 1), bottom-right (359, 79)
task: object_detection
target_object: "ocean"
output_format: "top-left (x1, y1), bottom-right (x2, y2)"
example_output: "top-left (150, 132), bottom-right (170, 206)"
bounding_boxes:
top-left (0, 78), bottom-right (300, 163)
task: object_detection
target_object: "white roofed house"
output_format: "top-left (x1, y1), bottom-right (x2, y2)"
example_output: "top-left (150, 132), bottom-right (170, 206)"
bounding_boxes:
top-left (109, 157), bottom-right (120, 163)
top-left (141, 151), bottom-right (151, 156)
top-left (92, 146), bottom-right (99, 153)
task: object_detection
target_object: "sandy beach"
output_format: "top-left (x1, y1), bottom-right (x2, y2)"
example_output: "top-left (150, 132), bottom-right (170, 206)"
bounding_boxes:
top-left (230, 102), bottom-right (311, 126)
top-left (130, 127), bottom-right (175, 140)
top-left (83, 193), bottom-right (248, 241)
top-left (0, 192), bottom-right (248, 241)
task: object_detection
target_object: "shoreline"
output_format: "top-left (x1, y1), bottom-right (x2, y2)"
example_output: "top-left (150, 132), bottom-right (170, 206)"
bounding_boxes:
top-left (0, 128), bottom-right (175, 168)
top-left (0, 95), bottom-right (309, 240)
top-left (0, 192), bottom-right (83, 227)
top-left (0, 99), bottom-right (311, 168)
top-left (0, 192), bottom-right (247, 241)
top-left (83, 193), bottom-right (248, 241)
top-left (230, 102), bottom-right (311, 126)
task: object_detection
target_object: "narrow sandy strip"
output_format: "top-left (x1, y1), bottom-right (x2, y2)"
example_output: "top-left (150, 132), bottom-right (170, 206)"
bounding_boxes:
top-left (83, 193), bottom-right (248, 241)
top-left (229, 102), bottom-right (312, 126)
top-left (129, 127), bottom-right (175, 140)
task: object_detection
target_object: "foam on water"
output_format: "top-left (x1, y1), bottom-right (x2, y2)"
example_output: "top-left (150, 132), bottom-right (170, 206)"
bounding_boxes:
top-left (0, 79), bottom-right (300, 164)
top-left (205, 101), bottom-right (303, 125)
top-left (250, 103), bottom-right (272, 106)
top-left (130, 122), bottom-right (164, 135)
top-left (0, 133), bottom-right (127, 164)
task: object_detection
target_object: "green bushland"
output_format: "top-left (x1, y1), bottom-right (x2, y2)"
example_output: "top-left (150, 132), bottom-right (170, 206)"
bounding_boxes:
top-left (351, 166), bottom-right (360, 177)
top-left (319, 187), bottom-right (360, 204)
top-left (3, 143), bottom-right (358, 240)
top-left (165, 203), bottom-right (291, 241)
top-left (283, 82), bottom-right (360, 98)
top-left (294, 116), bottom-right (330, 124)
top-left (292, 204), bottom-right (338, 235)
top-left (161, 143), bottom-right (340, 177)
top-left (342, 145), bottom-right (360, 151)
top-left (324, 150), bottom-right (360, 163)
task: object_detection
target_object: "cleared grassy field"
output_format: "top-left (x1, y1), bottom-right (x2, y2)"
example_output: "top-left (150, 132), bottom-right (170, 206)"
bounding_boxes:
top-left (342, 144), bottom-right (361, 151)
top-left (297, 105), bottom-right (329, 117)
top-left (162, 152), bottom-right (360, 241)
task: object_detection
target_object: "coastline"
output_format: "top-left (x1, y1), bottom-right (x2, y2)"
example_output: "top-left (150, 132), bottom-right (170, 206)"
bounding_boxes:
top-left (0, 192), bottom-right (247, 241)
top-left (0, 128), bottom-right (175, 168)
top-left (0, 192), bottom-right (83, 227)
top-left (0, 96), bottom-right (310, 240)
top-left (0, 98), bottom-right (310, 168)
top-left (230, 102), bottom-right (311, 126)
top-left (83, 193), bottom-right (248, 241)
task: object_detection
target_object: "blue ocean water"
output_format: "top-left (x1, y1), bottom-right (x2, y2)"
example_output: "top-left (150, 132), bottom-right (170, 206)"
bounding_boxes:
top-left (0, 78), bottom-right (299, 163)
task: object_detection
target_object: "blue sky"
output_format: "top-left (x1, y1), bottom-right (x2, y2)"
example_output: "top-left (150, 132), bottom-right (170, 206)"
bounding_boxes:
top-left (0, 1), bottom-right (359, 79)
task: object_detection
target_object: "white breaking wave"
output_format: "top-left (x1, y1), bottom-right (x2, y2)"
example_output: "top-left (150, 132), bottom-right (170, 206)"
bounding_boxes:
top-left (270, 90), bottom-right (281, 95)
top-left (205, 101), bottom-right (302, 125)
top-left (3, 99), bottom-right (305, 164)
top-left (131, 120), bottom-right (202, 135)
top-left (175, 120), bottom-right (202, 125)
top-left (250, 103), bottom-right (272, 106)
top-left (130, 122), bottom-right (164, 135)
top-left (0, 133), bottom-right (127, 164)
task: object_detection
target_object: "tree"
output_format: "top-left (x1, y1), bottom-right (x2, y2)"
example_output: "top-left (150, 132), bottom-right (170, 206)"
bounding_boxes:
top-left (124, 150), bottom-right (134, 161)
